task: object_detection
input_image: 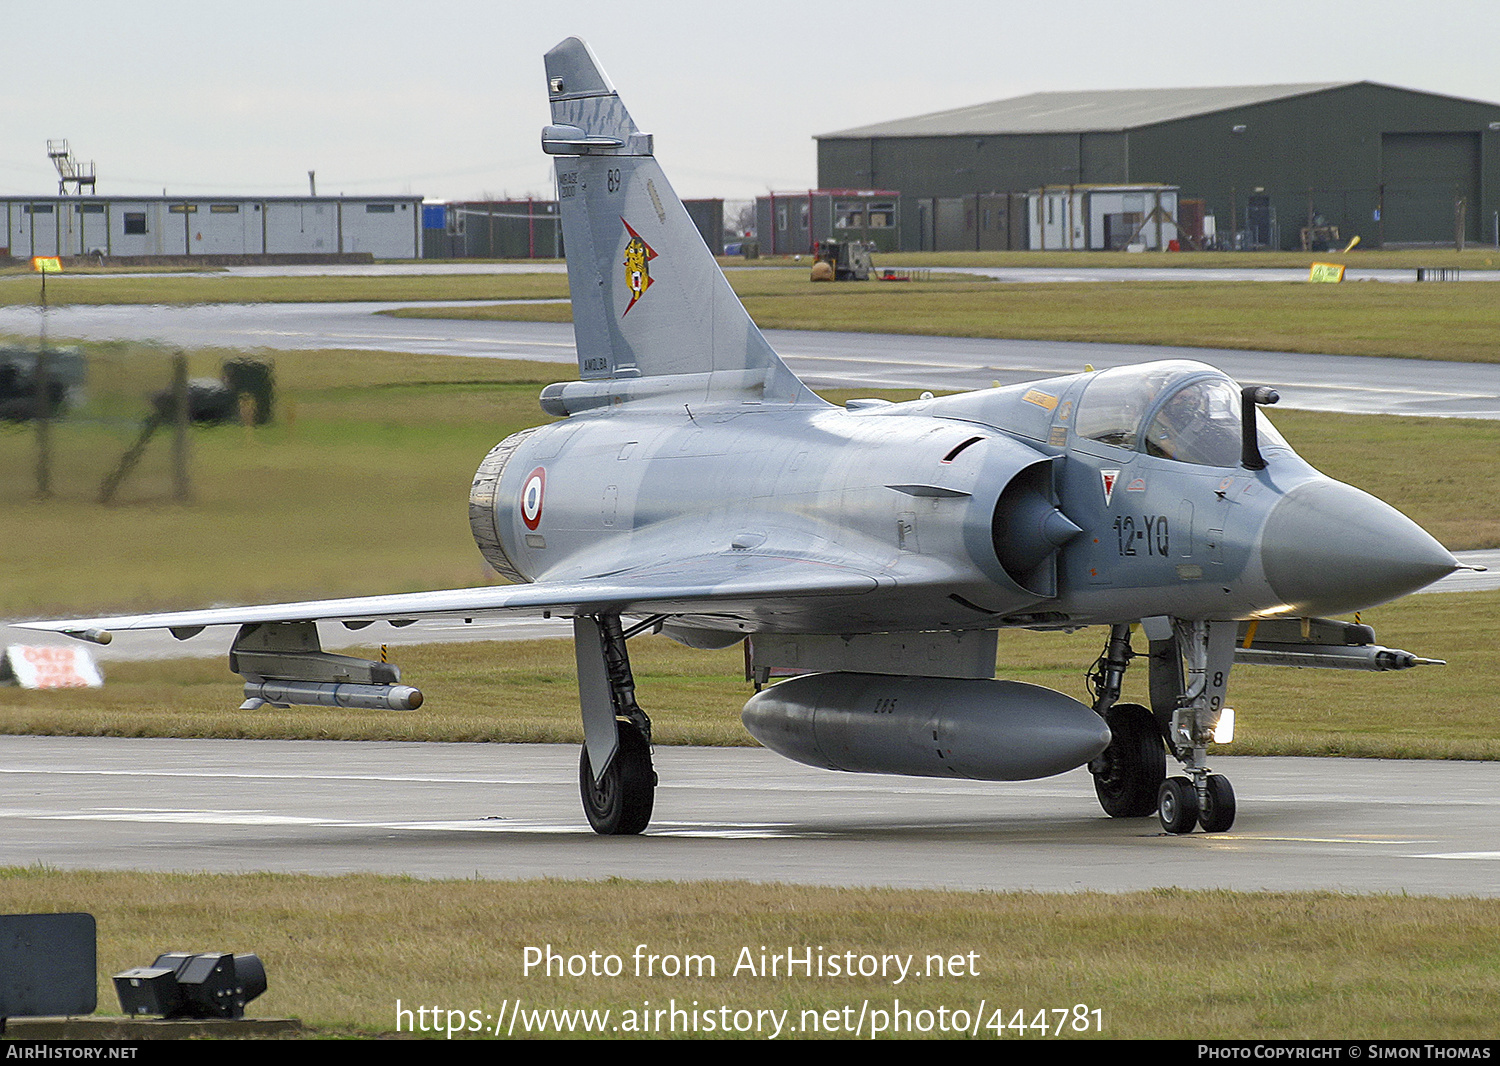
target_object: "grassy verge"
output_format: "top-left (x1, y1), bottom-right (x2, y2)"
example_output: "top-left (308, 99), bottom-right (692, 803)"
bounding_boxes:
top-left (383, 271), bottom-right (1500, 364)
top-left (740, 281), bottom-right (1500, 363)
top-left (0, 271), bottom-right (569, 306)
top-left (2, 868), bottom-right (1494, 1038)
top-left (728, 248), bottom-right (1500, 271)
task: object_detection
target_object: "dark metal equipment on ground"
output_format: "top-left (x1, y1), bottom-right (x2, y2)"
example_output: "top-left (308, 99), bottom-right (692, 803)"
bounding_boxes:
top-left (114, 952), bottom-right (266, 1020)
top-left (813, 239), bottom-right (875, 280)
top-left (0, 346), bottom-right (83, 422)
top-left (99, 356), bottom-right (275, 504)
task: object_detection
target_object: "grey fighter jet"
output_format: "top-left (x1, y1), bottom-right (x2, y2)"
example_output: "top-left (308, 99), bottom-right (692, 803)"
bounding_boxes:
top-left (20, 38), bottom-right (1461, 836)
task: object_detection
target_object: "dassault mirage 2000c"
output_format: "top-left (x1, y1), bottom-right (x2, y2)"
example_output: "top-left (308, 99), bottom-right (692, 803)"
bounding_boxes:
top-left (22, 38), bottom-right (1461, 836)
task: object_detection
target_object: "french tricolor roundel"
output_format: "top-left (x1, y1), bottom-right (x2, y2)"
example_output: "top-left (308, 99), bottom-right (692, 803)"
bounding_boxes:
top-left (521, 467), bottom-right (546, 530)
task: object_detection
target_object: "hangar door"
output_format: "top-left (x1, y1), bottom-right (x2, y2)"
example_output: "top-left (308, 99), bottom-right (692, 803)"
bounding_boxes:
top-left (1381, 132), bottom-right (1481, 244)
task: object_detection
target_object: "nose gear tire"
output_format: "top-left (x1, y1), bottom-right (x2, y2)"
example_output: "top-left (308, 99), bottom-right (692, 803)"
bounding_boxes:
top-left (1158, 777), bottom-right (1199, 834)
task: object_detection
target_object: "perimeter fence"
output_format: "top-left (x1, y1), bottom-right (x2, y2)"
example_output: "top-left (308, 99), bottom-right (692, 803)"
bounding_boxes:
top-left (0, 336), bottom-right (275, 507)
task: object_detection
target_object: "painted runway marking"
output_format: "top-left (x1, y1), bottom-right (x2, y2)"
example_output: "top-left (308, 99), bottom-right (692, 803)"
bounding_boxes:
top-left (0, 767), bottom-right (557, 786)
top-left (1221, 836), bottom-right (1438, 845)
top-left (7, 806), bottom-right (806, 838)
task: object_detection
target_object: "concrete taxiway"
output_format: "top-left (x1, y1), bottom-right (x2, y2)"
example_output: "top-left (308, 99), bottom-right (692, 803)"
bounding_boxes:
top-left (1, 735), bottom-right (1496, 895)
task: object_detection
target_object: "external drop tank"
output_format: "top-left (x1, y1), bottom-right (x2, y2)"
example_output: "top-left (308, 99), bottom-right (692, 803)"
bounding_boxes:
top-left (742, 672), bottom-right (1112, 781)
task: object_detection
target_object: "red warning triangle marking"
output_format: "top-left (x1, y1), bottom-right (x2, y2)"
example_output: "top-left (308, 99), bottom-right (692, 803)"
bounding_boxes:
top-left (1100, 469), bottom-right (1119, 506)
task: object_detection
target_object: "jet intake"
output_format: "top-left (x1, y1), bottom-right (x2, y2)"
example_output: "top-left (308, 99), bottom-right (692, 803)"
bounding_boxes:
top-left (741, 672), bottom-right (1110, 781)
top-left (990, 459), bottom-right (1081, 597)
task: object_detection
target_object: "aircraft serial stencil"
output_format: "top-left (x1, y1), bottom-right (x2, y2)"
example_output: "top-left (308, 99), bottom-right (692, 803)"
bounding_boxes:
top-left (21, 37), bottom-right (1463, 837)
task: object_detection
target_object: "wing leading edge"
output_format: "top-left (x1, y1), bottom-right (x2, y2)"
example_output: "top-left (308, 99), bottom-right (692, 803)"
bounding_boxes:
top-left (16, 551), bottom-right (888, 642)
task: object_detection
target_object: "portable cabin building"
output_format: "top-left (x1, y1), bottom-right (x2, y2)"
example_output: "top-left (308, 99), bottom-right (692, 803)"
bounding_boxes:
top-left (755, 190), bottom-right (901, 255)
top-left (1, 196), bottom-right (423, 260)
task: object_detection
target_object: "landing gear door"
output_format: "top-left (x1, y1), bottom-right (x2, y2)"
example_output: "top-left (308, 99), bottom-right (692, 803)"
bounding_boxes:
top-left (574, 616), bottom-right (619, 780)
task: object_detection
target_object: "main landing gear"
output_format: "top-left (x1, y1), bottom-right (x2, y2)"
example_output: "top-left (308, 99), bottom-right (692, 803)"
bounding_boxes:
top-left (573, 614), bottom-right (659, 835)
top-left (579, 719), bottom-right (655, 835)
top-left (1087, 619), bottom-right (1238, 834)
top-left (1092, 701), bottom-right (1164, 818)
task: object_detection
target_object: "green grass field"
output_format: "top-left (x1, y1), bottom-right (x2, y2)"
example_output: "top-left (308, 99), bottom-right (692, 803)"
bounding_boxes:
top-left (379, 269), bottom-right (1500, 363)
top-left (2, 868), bottom-right (1496, 1039)
top-left (729, 248), bottom-right (1500, 271)
top-left (0, 351), bottom-right (558, 615)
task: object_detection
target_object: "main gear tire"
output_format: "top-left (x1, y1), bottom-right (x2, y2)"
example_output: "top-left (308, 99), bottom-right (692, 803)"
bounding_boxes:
top-left (579, 723), bottom-right (655, 835)
top-left (1091, 703), bottom-right (1167, 818)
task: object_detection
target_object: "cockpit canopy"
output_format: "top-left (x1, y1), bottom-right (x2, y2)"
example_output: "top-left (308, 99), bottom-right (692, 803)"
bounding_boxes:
top-left (1073, 361), bottom-right (1287, 467)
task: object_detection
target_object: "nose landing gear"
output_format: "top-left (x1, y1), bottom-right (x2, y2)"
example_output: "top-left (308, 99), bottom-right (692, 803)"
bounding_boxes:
top-left (1089, 620), bottom-right (1238, 834)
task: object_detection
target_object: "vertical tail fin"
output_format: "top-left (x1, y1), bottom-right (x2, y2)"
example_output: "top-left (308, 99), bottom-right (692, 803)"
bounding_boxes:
top-left (543, 38), bottom-right (814, 402)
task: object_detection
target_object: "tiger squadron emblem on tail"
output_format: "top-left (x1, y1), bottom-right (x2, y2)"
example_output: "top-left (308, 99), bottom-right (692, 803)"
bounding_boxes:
top-left (621, 218), bottom-right (656, 316)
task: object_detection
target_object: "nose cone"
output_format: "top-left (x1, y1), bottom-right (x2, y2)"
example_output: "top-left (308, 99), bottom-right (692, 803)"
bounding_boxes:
top-left (1260, 479), bottom-right (1459, 616)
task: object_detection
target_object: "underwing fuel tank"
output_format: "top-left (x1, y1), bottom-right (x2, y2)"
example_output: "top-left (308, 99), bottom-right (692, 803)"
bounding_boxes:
top-left (742, 673), bottom-right (1111, 781)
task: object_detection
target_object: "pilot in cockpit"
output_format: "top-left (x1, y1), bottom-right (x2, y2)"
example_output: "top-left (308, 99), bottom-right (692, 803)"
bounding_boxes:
top-left (1145, 380), bottom-right (1241, 466)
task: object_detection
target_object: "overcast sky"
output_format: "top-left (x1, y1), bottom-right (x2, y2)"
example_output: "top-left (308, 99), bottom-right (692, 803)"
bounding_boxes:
top-left (2, 0), bottom-right (1496, 203)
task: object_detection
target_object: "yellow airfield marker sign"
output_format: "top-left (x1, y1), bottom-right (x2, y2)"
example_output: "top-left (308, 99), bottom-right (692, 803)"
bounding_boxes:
top-left (1308, 262), bottom-right (1345, 283)
top-left (32, 256), bottom-right (63, 273)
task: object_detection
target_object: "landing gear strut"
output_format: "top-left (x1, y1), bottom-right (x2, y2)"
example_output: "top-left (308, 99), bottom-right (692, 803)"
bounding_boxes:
top-left (1158, 619), bottom-right (1237, 834)
top-left (1088, 619), bottom-right (1238, 834)
top-left (1087, 625), bottom-right (1166, 818)
top-left (574, 614), bottom-right (658, 835)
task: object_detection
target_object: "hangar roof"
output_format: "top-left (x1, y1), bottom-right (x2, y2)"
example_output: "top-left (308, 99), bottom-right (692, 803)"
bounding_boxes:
top-left (818, 83), bottom-right (1355, 138)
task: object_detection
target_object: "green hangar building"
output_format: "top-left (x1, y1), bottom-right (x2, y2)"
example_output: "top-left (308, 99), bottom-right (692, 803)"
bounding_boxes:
top-left (816, 82), bottom-right (1500, 251)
